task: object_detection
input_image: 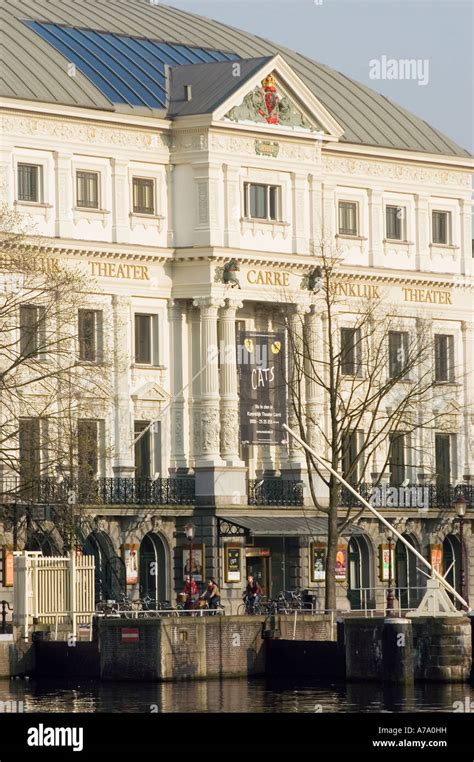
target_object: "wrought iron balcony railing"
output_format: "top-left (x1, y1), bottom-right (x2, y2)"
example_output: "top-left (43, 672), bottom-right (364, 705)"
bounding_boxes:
top-left (339, 483), bottom-right (474, 510)
top-left (0, 476), bottom-right (196, 506)
top-left (248, 478), bottom-right (304, 506)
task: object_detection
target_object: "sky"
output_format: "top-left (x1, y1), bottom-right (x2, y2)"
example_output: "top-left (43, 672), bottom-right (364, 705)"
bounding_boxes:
top-left (162, 0), bottom-right (473, 155)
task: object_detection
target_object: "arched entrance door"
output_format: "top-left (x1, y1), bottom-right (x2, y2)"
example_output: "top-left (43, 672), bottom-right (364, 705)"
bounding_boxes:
top-left (26, 532), bottom-right (56, 556)
top-left (348, 535), bottom-right (374, 610)
top-left (139, 532), bottom-right (168, 602)
top-left (443, 534), bottom-right (462, 608)
top-left (84, 531), bottom-right (125, 602)
top-left (395, 533), bottom-right (422, 610)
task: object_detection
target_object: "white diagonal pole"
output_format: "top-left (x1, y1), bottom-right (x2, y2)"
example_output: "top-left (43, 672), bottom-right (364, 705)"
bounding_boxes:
top-left (282, 423), bottom-right (470, 611)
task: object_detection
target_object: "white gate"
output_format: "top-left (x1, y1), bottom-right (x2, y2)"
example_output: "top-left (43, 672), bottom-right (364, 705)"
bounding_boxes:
top-left (13, 551), bottom-right (95, 640)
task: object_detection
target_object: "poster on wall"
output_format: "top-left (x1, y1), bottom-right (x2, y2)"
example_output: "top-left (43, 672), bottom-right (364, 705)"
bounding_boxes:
top-left (123, 544), bottom-right (139, 585)
top-left (182, 545), bottom-right (205, 583)
top-left (224, 546), bottom-right (242, 583)
top-left (335, 545), bottom-right (347, 581)
top-left (430, 544), bottom-right (443, 575)
top-left (310, 543), bottom-right (326, 582)
top-left (2, 547), bottom-right (13, 587)
top-left (237, 330), bottom-right (287, 446)
top-left (379, 544), bottom-right (395, 581)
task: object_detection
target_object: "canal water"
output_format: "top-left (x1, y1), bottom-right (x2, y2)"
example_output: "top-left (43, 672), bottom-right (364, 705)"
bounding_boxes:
top-left (2, 678), bottom-right (474, 713)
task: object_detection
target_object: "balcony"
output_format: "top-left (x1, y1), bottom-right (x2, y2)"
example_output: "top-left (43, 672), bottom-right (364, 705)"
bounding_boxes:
top-left (248, 478), bottom-right (304, 507)
top-left (0, 476), bottom-right (196, 507)
top-left (339, 483), bottom-right (474, 510)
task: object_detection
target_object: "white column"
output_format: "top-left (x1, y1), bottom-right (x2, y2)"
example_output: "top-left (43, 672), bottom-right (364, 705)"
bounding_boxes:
top-left (461, 321), bottom-right (474, 480)
top-left (223, 163), bottom-right (240, 249)
top-left (0, 143), bottom-right (13, 207)
top-left (111, 158), bottom-right (130, 244)
top-left (459, 198), bottom-right (472, 276)
top-left (305, 305), bottom-right (324, 450)
top-left (308, 173), bottom-right (323, 256)
top-left (414, 194), bottom-right (429, 272)
top-left (321, 182), bottom-right (336, 245)
top-left (287, 304), bottom-right (309, 466)
top-left (367, 188), bottom-right (383, 267)
top-left (219, 298), bottom-right (244, 465)
top-left (53, 151), bottom-right (73, 239)
top-left (168, 300), bottom-right (188, 472)
top-left (165, 164), bottom-right (175, 248)
top-left (192, 296), bottom-right (225, 465)
top-left (112, 295), bottom-right (134, 477)
top-left (291, 171), bottom-right (308, 254)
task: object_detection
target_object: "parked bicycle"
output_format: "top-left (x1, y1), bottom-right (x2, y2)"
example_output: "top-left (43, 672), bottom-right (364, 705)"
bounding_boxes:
top-left (237, 593), bottom-right (264, 615)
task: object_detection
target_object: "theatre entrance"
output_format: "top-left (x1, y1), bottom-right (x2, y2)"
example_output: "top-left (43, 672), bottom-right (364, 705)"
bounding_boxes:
top-left (245, 548), bottom-right (271, 595)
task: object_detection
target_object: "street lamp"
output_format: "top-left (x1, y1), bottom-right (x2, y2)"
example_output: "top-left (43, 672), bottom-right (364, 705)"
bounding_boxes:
top-left (184, 522), bottom-right (196, 607)
top-left (386, 527), bottom-right (395, 617)
top-left (453, 494), bottom-right (469, 607)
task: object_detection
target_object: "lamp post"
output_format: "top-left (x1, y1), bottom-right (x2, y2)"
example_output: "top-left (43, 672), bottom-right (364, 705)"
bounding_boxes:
top-left (453, 494), bottom-right (469, 607)
top-left (184, 521), bottom-right (196, 607)
top-left (386, 527), bottom-right (395, 617)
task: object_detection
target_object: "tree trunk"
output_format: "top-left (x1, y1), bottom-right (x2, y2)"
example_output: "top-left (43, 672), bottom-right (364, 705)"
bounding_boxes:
top-left (324, 479), bottom-right (340, 612)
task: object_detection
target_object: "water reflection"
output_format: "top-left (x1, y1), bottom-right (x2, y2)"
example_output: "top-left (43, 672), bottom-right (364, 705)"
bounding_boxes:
top-left (1, 678), bottom-right (473, 713)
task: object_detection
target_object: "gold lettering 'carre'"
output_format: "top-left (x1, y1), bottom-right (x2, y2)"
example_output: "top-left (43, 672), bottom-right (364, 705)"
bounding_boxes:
top-left (246, 269), bottom-right (290, 287)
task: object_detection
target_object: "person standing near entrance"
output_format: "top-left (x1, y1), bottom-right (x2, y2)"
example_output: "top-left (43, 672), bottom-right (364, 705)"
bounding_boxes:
top-left (244, 574), bottom-right (262, 613)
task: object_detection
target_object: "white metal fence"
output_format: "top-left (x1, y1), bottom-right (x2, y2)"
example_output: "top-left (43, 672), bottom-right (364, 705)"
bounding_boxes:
top-left (13, 551), bottom-right (95, 640)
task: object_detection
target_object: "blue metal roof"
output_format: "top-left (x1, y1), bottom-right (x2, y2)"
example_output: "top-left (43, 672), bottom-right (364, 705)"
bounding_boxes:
top-left (25, 22), bottom-right (240, 110)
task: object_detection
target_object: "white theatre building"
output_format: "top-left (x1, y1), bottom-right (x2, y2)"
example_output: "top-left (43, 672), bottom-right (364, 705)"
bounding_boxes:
top-left (0, 0), bottom-right (473, 612)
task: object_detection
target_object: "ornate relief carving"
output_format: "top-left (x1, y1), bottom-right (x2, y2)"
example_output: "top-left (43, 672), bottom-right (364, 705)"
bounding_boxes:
top-left (323, 155), bottom-right (471, 188)
top-left (221, 406), bottom-right (239, 453)
top-left (200, 406), bottom-right (221, 454)
top-left (1, 115), bottom-right (167, 152)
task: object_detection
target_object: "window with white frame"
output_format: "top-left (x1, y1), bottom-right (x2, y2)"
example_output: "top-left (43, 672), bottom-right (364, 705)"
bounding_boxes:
top-left (134, 313), bottom-right (159, 365)
top-left (134, 420), bottom-right (162, 478)
top-left (388, 331), bottom-right (409, 378)
top-left (76, 170), bottom-right (99, 209)
top-left (78, 309), bottom-right (104, 363)
top-left (386, 205), bottom-right (406, 241)
top-left (243, 182), bottom-right (280, 221)
top-left (132, 177), bottom-right (155, 214)
top-left (432, 210), bottom-right (451, 244)
top-left (17, 163), bottom-right (42, 203)
top-left (340, 327), bottom-right (362, 377)
top-left (20, 305), bottom-right (46, 358)
top-left (338, 201), bottom-right (358, 236)
top-left (434, 334), bottom-right (454, 382)
top-left (342, 430), bottom-right (364, 486)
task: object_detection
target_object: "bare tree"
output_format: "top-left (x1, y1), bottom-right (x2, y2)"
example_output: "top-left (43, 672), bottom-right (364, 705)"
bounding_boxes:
top-left (278, 248), bottom-right (459, 612)
top-left (0, 205), bottom-right (112, 552)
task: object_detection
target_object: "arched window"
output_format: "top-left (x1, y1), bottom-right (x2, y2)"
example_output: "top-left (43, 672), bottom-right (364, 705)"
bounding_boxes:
top-left (84, 531), bottom-right (125, 602)
top-left (139, 532), bottom-right (168, 602)
top-left (395, 533), bottom-right (423, 610)
top-left (348, 535), bottom-right (374, 610)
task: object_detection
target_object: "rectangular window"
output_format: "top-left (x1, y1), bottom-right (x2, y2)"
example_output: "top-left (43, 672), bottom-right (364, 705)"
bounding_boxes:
top-left (77, 420), bottom-right (98, 481)
top-left (76, 171), bottom-right (99, 209)
top-left (434, 334), bottom-right (454, 382)
top-left (388, 331), bottom-right (409, 378)
top-left (78, 309), bottom-right (103, 363)
top-left (389, 433), bottom-right (405, 487)
top-left (432, 211), bottom-right (450, 244)
top-left (435, 433), bottom-right (451, 490)
top-left (340, 327), bottom-right (361, 376)
top-left (134, 314), bottom-right (159, 365)
top-left (19, 418), bottom-right (41, 488)
top-left (134, 421), bottom-right (162, 479)
top-left (17, 163), bottom-right (41, 203)
top-left (342, 431), bottom-right (361, 486)
top-left (386, 205), bottom-right (405, 240)
top-left (244, 182), bottom-right (279, 221)
top-left (20, 305), bottom-right (46, 358)
top-left (338, 201), bottom-right (358, 236)
top-left (132, 177), bottom-right (155, 214)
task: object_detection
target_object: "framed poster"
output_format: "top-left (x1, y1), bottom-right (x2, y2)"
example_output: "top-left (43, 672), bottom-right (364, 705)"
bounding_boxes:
top-left (224, 545), bottom-right (242, 583)
top-left (335, 545), bottom-right (347, 581)
top-left (3, 547), bottom-right (13, 587)
top-left (379, 544), bottom-right (395, 581)
top-left (310, 543), bottom-right (326, 582)
top-left (430, 544), bottom-right (443, 575)
top-left (123, 544), bottom-right (139, 585)
top-left (182, 545), bottom-right (205, 583)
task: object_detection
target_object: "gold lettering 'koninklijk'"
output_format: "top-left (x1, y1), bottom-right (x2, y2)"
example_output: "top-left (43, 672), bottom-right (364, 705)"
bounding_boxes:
top-left (330, 282), bottom-right (380, 299)
top-left (89, 261), bottom-right (150, 281)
